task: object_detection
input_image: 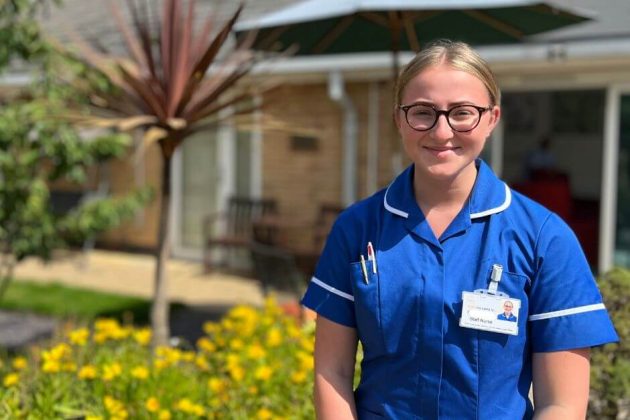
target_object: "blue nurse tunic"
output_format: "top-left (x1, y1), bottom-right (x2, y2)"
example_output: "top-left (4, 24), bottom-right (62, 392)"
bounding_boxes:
top-left (301, 160), bottom-right (618, 419)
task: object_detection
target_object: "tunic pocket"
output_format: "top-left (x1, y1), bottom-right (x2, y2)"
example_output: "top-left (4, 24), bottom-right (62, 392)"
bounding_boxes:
top-left (350, 260), bottom-right (384, 355)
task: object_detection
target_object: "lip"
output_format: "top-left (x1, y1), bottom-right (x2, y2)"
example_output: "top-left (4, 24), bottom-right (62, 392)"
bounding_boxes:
top-left (422, 145), bottom-right (460, 159)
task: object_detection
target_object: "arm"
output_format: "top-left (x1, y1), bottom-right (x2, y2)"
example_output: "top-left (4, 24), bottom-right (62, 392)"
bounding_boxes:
top-left (314, 315), bottom-right (359, 420)
top-left (532, 348), bottom-right (590, 419)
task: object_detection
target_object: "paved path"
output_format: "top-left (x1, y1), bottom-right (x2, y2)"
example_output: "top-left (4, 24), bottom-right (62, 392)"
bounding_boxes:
top-left (13, 250), bottom-right (266, 307)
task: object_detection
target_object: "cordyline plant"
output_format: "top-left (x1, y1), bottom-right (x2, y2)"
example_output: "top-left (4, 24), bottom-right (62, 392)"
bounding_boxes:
top-left (59, 0), bottom-right (274, 346)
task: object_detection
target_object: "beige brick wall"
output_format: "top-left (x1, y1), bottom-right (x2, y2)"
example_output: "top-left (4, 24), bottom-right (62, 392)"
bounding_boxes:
top-left (260, 80), bottom-right (401, 248)
top-left (99, 143), bottom-right (162, 251)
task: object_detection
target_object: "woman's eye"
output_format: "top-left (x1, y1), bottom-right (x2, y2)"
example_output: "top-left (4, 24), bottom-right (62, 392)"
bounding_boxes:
top-left (411, 108), bottom-right (433, 117)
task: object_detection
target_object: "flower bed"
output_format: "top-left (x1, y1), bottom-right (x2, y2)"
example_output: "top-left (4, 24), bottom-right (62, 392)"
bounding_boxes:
top-left (0, 298), bottom-right (316, 419)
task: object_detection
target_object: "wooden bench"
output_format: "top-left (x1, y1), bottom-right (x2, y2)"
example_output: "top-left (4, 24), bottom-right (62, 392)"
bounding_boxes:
top-left (203, 196), bottom-right (277, 271)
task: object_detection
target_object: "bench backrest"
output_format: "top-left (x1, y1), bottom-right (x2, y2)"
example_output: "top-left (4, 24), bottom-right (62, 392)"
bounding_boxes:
top-left (225, 197), bottom-right (277, 238)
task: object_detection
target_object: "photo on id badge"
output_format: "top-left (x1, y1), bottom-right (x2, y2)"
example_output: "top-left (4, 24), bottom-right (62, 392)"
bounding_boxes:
top-left (460, 292), bottom-right (521, 335)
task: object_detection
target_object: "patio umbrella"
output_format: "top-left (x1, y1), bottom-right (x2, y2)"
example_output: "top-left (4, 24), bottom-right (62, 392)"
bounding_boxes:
top-left (235, 0), bottom-right (592, 78)
top-left (234, 0), bottom-right (593, 203)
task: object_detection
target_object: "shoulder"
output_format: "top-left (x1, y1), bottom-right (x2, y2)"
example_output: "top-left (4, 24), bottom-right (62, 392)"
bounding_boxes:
top-left (504, 188), bottom-right (574, 240)
top-left (333, 188), bottom-right (387, 231)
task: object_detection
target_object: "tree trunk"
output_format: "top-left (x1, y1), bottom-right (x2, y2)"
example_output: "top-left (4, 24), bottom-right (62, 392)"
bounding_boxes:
top-left (151, 149), bottom-right (173, 347)
top-left (0, 254), bottom-right (16, 302)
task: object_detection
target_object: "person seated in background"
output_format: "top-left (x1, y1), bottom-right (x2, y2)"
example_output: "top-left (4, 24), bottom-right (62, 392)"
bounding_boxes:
top-left (525, 135), bottom-right (559, 180)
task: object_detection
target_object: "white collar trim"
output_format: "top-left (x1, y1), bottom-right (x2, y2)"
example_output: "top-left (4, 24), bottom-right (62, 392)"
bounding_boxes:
top-left (470, 183), bottom-right (512, 219)
top-left (384, 180), bottom-right (511, 220)
top-left (383, 182), bottom-right (409, 219)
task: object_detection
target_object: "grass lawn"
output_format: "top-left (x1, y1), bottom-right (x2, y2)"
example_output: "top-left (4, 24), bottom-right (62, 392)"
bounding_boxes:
top-left (0, 280), bottom-right (155, 323)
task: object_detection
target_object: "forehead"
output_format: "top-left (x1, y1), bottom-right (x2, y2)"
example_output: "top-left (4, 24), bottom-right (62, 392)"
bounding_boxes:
top-left (401, 63), bottom-right (489, 105)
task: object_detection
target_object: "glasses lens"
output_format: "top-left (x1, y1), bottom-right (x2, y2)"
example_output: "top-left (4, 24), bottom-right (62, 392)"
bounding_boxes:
top-left (448, 105), bottom-right (481, 131)
top-left (405, 105), bottom-right (436, 130)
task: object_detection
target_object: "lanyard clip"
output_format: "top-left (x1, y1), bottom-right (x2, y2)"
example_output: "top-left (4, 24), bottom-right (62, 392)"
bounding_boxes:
top-left (488, 264), bottom-right (503, 295)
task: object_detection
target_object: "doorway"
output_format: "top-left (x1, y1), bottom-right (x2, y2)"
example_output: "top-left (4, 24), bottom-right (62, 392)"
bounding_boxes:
top-left (501, 89), bottom-right (606, 269)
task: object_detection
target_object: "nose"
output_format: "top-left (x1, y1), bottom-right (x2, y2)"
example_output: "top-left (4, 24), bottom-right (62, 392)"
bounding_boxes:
top-left (430, 114), bottom-right (454, 140)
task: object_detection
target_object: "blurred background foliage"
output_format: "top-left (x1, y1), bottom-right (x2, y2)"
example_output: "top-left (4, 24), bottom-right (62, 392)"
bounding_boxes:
top-left (0, 0), bottom-right (152, 300)
top-left (589, 268), bottom-right (630, 419)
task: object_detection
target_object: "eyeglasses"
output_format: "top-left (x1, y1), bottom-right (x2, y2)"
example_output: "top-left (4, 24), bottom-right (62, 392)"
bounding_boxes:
top-left (398, 104), bottom-right (492, 132)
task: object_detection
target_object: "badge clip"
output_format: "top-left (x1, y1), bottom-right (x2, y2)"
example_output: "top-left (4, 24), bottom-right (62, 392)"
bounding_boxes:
top-left (474, 264), bottom-right (507, 297)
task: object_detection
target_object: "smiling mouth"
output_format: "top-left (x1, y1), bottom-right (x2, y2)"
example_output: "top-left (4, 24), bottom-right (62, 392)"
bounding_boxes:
top-left (424, 146), bottom-right (460, 152)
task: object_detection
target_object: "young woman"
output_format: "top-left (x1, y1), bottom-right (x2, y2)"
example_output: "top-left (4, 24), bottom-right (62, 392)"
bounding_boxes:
top-left (301, 40), bottom-right (618, 419)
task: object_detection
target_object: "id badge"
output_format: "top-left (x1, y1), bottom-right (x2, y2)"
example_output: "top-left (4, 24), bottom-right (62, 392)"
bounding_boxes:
top-left (459, 291), bottom-right (521, 336)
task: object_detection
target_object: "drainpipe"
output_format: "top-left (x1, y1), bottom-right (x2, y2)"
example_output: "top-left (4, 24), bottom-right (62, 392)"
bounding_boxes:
top-left (328, 70), bottom-right (357, 206)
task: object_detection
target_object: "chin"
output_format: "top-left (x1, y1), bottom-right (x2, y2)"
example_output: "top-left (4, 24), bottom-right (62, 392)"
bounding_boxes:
top-left (417, 159), bottom-right (475, 182)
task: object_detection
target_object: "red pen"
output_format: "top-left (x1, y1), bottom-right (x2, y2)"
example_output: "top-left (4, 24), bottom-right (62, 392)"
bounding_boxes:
top-left (367, 242), bottom-right (377, 274)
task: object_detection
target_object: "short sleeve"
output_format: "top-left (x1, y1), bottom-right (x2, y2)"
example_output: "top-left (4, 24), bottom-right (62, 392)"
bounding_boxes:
top-left (529, 213), bottom-right (619, 352)
top-left (300, 216), bottom-right (356, 328)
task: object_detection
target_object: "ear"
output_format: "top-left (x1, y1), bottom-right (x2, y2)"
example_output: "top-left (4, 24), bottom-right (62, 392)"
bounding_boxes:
top-left (486, 105), bottom-right (501, 133)
top-left (393, 105), bottom-right (403, 131)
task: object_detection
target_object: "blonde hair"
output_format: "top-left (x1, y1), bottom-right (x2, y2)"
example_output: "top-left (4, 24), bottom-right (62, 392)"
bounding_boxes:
top-left (394, 39), bottom-right (500, 107)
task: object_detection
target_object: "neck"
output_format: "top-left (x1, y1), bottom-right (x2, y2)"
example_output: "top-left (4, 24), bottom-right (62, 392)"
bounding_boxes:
top-left (413, 163), bottom-right (478, 211)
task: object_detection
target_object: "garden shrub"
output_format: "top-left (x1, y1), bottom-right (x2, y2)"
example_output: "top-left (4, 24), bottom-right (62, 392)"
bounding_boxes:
top-left (0, 297), bottom-right (316, 419)
top-left (589, 268), bottom-right (630, 419)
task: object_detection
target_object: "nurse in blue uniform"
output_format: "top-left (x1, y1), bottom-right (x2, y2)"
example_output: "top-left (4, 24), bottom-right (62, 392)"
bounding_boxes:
top-left (301, 39), bottom-right (618, 420)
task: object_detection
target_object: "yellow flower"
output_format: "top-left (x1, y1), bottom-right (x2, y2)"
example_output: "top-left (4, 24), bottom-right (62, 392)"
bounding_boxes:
top-left (300, 337), bottom-right (314, 352)
top-left (68, 328), bottom-right (90, 346)
top-left (247, 343), bottom-right (266, 359)
top-left (257, 408), bottom-right (273, 419)
top-left (94, 318), bottom-right (120, 331)
top-left (85, 416), bottom-right (103, 420)
top-left (208, 377), bottom-right (226, 393)
top-left (229, 365), bottom-right (244, 381)
top-left (42, 360), bottom-right (60, 373)
top-left (102, 363), bottom-right (122, 381)
top-left (197, 337), bottom-right (216, 353)
top-left (104, 396), bottom-right (128, 418)
top-left (195, 355), bottom-right (209, 371)
top-left (254, 365), bottom-right (273, 381)
top-left (229, 338), bottom-right (244, 350)
top-left (297, 351), bottom-right (314, 371)
top-left (291, 370), bottom-right (308, 384)
top-left (131, 366), bottom-right (149, 380)
top-left (158, 410), bottom-right (171, 420)
top-left (181, 351), bottom-right (195, 362)
top-left (12, 357), bottom-right (27, 370)
top-left (145, 397), bottom-right (160, 412)
top-left (153, 359), bottom-right (168, 370)
top-left (42, 343), bottom-right (71, 362)
top-left (133, 328), bottom-right (152, 346)
top-left (78, 365), bottom-right (98, 380)
top-left (202, 321), bottom-right (218, 335)
top-left (3, 373), bottom-right (19, 387)
top-left (175, 398), bottom-right (204, 415)
top-left (266, 328), bottom-right (282, 347)
top-left (287, 324), bottom-right (301, 339)
top-left (248, 386), bottom-right (258, 395)
top-left (93, 318), bottom-right (129, 342)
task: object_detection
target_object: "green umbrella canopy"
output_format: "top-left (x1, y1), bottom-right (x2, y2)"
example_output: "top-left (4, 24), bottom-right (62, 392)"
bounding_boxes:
top-left (235, 0), bottom-right (593, 55)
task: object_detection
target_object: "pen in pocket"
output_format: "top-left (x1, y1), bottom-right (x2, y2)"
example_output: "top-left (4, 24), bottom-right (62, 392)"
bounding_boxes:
top-left (367, 242), bottom-right (377, 274)
top-left (360, 254), bottom-right (369, 284)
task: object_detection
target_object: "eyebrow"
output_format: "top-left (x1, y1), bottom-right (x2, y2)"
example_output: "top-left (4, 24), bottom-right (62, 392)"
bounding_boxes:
top-left (404, 100), bottom-right (481, 107)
